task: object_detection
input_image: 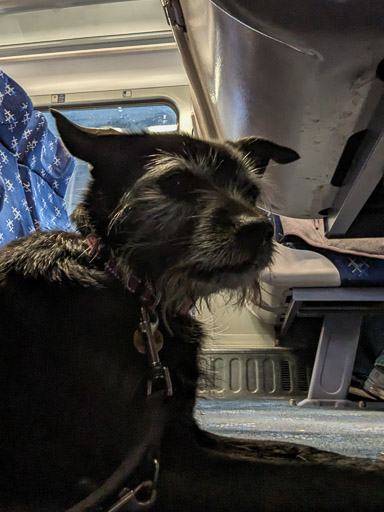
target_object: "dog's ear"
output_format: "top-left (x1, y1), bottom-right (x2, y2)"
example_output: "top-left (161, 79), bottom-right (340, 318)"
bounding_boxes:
top-left (233, 137), bottom-right (300, 175)
top-left (51, 109), bottom-right (122, 166)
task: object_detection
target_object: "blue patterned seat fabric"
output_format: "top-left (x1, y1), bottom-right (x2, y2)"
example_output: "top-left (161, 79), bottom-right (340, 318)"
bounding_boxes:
top-left (274, 216), bottom-right (384, 286)
top-left (0, 69), bottom-right (74, 246)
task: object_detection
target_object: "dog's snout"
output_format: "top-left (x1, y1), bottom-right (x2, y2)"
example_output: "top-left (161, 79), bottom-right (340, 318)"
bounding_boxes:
top-left (235, 217), bottom-right (274, 251)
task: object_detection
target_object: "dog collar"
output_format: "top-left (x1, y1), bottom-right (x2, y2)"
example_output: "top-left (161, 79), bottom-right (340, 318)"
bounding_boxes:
top-left (84, 235), bottom-right (156, 306)
top-left (104, 256), bottom-right (156, 306)
top-left (84, 235), bottom-right (194, 315)
top-left (105, 256), bottom-right (194, 315)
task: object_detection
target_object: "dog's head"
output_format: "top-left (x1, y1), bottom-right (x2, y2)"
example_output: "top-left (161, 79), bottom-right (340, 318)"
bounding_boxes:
top-left (53, 110), bottom-right (298, 310)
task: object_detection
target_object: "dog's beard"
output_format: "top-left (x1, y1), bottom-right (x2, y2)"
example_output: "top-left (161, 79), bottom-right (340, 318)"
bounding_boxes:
top-left (114, 240), bottom-right (271, 319)
top-left (156, 264), bottom-right (263, 315)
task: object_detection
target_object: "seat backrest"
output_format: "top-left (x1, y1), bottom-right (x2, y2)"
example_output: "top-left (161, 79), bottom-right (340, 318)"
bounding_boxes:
top-left (166, 1), bottom-right (384, 230)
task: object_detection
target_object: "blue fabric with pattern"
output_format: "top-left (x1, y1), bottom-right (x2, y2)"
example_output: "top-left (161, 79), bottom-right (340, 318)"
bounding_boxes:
top-left (273, 216), bottom-right (384, 286)
top-left (0, 69), bottom-right (74, 246)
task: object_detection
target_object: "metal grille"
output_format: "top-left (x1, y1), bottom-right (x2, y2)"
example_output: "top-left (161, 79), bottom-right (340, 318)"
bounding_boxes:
top-left (298, 363), bottom-right (310, 392)
top-left (280, 360), bottom-right (292, 392)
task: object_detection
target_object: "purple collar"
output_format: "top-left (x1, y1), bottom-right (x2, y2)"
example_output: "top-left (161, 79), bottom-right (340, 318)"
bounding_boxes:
top-left (104, 257), bottom-right (155, 305)
top-left (84, 235), bottom-right (194, 314)
top-left (84, 235), bottom-right (156, 306)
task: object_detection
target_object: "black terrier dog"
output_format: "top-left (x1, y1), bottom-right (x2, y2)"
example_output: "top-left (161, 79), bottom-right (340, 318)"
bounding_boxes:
top-left (0, 111), bottom-right (383, 512)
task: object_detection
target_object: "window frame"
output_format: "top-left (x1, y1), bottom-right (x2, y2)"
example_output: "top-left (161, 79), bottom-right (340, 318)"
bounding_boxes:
top-left (31, 85), bottom-right (192, 134)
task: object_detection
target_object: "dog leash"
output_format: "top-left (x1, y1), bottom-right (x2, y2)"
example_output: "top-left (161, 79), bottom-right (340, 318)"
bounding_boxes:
top-left (66, 311), bottom-right (172, 512)
top-left (66, 240), bottom-right (174, 512)
top-left (66, 401), bottom-right (165, 512)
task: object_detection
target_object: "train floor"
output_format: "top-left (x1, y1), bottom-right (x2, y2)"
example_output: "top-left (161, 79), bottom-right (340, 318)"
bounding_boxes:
top-left (195, 399), bottom-right (384, 460)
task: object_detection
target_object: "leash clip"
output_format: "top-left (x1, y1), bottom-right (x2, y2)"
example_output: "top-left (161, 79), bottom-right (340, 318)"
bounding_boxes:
top-left (140, 307), bottom-right (173, 397)
top-left (147, 363), bottom-right (173, 397)
top-left (139, 311), bottom-right (159, 337)
top-left (106, 459), bottom-right (160, 512)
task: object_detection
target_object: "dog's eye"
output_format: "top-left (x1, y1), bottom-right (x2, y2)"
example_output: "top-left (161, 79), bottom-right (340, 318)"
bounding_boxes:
top-left (158, 171), bottom-right (202, 200)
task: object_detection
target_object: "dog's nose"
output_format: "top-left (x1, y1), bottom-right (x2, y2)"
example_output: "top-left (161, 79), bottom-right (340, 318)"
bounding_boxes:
top-left (235, 217), bottom-right (274, 252)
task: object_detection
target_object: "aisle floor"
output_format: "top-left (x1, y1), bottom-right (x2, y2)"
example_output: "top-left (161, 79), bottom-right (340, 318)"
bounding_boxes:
top-left (195, 399), bottom-right (384, 459)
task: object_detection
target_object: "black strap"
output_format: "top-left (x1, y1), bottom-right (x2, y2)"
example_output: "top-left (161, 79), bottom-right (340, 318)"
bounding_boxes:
top-left (66, 390), bottom-right (169, 512)
top-left (66, 303), bottom-right (171, 512)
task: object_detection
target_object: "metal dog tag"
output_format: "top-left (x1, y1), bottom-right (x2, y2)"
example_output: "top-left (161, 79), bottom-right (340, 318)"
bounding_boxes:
top-left (133, 329), bottom-right (164, 354)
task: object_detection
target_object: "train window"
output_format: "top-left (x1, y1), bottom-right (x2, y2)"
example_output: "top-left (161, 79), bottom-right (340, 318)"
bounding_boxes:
top-left (43, 103), bottom-right (178, 216)
top-left (44, 103), bottom-right (178, 136)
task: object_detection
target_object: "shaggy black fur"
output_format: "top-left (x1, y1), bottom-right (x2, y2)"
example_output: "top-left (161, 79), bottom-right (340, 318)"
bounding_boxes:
top-left (0, 112), bottom-right (383, 511)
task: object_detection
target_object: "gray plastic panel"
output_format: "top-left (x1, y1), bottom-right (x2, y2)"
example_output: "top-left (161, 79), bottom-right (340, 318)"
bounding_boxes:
top-left (198, 349), bottom-right (311, 399)
top-left (176, 0), bottom-right (384, 218)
